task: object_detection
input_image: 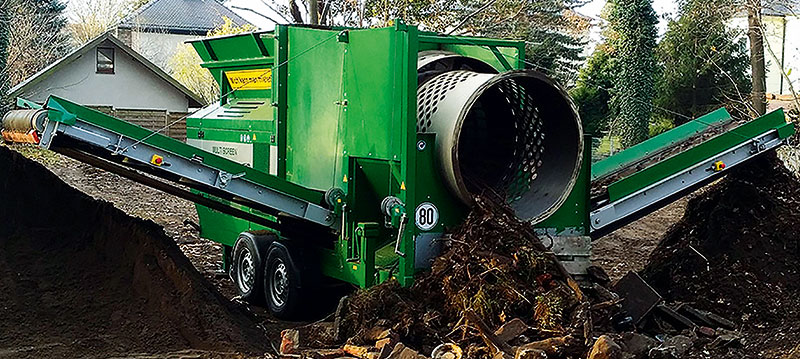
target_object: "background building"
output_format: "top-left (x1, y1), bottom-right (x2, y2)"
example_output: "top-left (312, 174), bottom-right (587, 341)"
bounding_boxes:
top-left (730, 0), bottom-right (800, 96)
top-left (114, 0), bottom-right (252, 70)
top-left (8, 33), bottom-right (203, 140)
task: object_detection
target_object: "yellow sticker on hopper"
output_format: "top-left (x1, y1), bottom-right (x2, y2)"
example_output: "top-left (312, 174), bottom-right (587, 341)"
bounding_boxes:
top-left (226, 68), bottom-right (272, 90)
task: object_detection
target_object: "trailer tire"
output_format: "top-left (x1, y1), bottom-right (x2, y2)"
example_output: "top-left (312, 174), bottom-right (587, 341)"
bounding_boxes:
top-left (231, 233), bottom-right (268, 304)
top-left (264, 244), bottom-right (302, 319)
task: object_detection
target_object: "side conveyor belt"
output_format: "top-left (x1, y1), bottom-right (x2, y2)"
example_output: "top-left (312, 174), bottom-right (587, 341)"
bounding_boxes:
top-left (589, 108), bottom-right (794, 238)
top-left (33, 96), bottom-right (336, 229)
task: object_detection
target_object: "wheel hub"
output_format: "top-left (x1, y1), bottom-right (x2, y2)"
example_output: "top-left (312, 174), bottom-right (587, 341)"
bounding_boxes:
top-left (237, 248), bottom-right (255, 293)
top-left (270, 261), bottom-right (289, 307)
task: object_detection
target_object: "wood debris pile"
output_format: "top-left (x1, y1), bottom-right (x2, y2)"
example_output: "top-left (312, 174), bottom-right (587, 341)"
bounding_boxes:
top-left (281, 197), bottom-right (593, 359)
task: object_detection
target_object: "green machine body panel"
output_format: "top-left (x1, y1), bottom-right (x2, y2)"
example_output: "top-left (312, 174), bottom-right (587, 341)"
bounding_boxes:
top-left (182, 23), bottom-right (526, 288)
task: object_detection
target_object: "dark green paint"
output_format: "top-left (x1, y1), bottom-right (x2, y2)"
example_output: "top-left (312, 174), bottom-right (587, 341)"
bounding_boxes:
top-left (607, 109), bottom-right (793, 201)
top-left (592, 107), bottom-right (733, 180)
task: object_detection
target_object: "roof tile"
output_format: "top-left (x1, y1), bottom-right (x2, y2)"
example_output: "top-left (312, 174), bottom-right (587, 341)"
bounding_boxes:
top-left (119, 0), bottom-right (252, 34)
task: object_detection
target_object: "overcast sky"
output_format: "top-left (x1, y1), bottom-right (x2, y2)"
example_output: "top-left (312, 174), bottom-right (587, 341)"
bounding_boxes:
top-left (571, 0), bottom-right (678, 52)
top-left (225, 0), bottom-right (282, 29)
top-left (575, 0), bottom-right (679, 34)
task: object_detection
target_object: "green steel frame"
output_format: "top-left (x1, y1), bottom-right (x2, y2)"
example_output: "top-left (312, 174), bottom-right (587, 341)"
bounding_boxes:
top-left (183, 22), bottom-right (526, 288)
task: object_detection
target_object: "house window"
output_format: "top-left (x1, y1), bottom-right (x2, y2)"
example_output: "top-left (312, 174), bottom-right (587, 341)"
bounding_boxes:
top-left (96, 47), bottom-right (114, 74)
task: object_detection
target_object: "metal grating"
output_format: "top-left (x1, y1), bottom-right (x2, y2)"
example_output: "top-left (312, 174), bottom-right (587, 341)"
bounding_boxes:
top-left (414, 70), bottom-right (546, 203)
top-left (415, 71), bottom-right (477, 133)
top-left (496, 78), bottom-right (545, 202)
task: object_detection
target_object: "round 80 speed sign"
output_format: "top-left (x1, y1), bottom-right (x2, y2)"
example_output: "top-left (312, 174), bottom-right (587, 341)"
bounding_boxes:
top-left (415, 202), bottom-right (439, 231)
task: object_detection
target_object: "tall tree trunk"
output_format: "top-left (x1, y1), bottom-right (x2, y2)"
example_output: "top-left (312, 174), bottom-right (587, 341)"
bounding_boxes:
top-left (747, 0), bottom-right (767, 115)
top-left (309, 0), bottom-right (319, 24)
top-left (692, 41), bottom-right (698, 118)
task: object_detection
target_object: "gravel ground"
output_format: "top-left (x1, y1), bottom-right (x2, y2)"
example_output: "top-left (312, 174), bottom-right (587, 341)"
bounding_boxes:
top-left (592, 197), bottom-right (690, 281)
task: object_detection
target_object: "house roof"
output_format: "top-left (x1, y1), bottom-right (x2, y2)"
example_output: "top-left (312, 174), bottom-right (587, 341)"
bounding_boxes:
top-left (8, 32), bottom-right (204, 107)
top-left (118, 0), bottom-right (252, 34)
top-left (762, 0), bottom-right (799, 16)
top-left (734, 0), bottom-right (800, 16)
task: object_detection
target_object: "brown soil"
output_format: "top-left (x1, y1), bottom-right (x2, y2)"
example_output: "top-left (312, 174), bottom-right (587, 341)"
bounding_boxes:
top-left (3, 143), bottom-right (223, 287)
top-left (2, 144), bottom-right (314, 344)
top-left (592, 197), bottom-right (689, 282)
top-left (642, 153), bottom-right (800, 358)
top-left (0, 146), bottom-right (272, 358)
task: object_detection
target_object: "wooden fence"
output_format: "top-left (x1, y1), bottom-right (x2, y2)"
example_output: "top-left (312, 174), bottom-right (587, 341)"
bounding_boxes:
top-left (89, 106), bottom-right (188, 141)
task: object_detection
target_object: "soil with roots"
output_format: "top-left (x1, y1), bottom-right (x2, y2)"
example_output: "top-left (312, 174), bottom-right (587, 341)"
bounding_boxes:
top-left (642, 153), bottom-right (800, 358)
top-left (327, 196), bottom-right (592, 358)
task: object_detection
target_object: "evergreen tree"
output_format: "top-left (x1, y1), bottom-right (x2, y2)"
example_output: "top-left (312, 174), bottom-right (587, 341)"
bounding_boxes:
top-left (5, 0), bottom-right (69, 88)
top-left (608, 0), bottom-right (658, 146)
top-left (31, 0), bottom-right (70, 56)
top-left (364, 0), bottom-right (587, 84)
top-left (655, 0), bottom-right (751, 123)
top-left (465, 0), bottom-right (586, 84)
top-left (27, 0), bottom-right (69, 52)
top-left (570, 44), bottom-right (616, 135)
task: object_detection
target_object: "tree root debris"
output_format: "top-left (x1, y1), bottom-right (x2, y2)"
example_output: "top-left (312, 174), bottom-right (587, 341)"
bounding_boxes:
top-left (286, 197), bottom-right (593, 359)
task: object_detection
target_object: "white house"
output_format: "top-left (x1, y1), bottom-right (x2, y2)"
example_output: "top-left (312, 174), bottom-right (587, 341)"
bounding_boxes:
top-left (730, 0), bottom-right (800, 96)
top-left (8, 33), bottom-right (203, 140)
top-left (114, 0), bottom-right (253, 70)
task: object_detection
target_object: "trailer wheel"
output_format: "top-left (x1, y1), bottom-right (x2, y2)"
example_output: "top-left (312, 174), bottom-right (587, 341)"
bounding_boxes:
top-left (231, 234), bottom-right (266, 304)
top-left (264, 244), bottom-right (302, 318)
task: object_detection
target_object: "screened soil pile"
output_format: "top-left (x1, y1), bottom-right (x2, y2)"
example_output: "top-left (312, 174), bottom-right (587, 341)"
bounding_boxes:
top-left (333, 197), bottom-right (591, 358)
top-left (642, 153), bottom-right (800, 358)
top-left (0, 146), bottom-right (270, 358)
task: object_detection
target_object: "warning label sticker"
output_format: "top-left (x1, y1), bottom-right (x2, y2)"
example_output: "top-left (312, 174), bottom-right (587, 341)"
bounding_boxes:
top-left (226, 68), bottom-right (272, 90)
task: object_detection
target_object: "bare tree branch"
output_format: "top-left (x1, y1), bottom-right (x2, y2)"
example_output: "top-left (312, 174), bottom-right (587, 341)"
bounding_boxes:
top-left (447, 0), bottom-right (498, 35)
top-left (258, 0), bottom-right (294, 23)
top-left (289, 0), bottom-right (304, 23)
top-left (230, 5), bottom-right (284, 25)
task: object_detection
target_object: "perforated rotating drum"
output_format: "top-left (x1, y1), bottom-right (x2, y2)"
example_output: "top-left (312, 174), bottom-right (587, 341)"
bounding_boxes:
top-left (416, 58), bottom-right (583, 223)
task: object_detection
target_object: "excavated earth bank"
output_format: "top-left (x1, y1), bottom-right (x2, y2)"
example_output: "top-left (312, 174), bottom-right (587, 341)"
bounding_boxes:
top-left (0, 146), bottom-right (271, 358)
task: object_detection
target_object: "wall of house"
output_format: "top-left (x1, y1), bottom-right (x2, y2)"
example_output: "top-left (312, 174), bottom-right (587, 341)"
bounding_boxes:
top-left (729, 15), bottom-right (800, 95)
top-left (132, 31), bottom-right (200, 71)
top-left (781, 17), bottom-right (800, 94)
top-left (19, 39), bottom-right (191, 113)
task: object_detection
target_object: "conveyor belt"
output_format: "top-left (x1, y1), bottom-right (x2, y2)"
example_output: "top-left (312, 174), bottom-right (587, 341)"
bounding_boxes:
top-left (591, 108), bottom-right (738, 199)
top-left (589, 108), bottom-right (794, 238)
top-left (32, 96), bottom-right (336, 229)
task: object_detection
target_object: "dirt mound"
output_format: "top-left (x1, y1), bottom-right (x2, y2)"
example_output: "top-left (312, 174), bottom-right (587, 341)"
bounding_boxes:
top-left (0, 146), bottom-right (270, 358)
top-left (335, 197), bottom-right (590, 358)
top-left (642, 153), bottom-right (800, 358)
